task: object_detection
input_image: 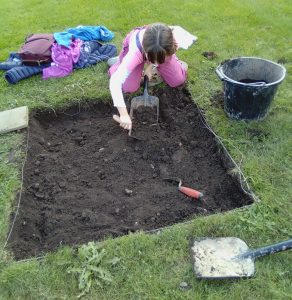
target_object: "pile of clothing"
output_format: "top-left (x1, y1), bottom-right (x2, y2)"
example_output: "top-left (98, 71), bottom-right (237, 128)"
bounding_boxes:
top-left (0, 25), bottom-right (117, 84)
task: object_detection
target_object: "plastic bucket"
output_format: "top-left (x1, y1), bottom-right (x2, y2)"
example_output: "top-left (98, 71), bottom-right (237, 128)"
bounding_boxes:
top-left (216, 57), bottom-right (286, 120)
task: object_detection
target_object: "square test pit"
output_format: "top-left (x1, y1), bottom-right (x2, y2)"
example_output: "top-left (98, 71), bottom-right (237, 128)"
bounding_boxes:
top-left (8, 86), bottom-right (254, 259)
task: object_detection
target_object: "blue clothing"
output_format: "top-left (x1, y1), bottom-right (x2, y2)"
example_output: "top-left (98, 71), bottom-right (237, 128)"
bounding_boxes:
top-left (0, 52), bottom-right (47, 84)
top-left (74, 41), bottom-right (117, 69)
top-left (1, 24), bottom-right (116, 84)
top-left (54, 25), bottom-right (114, 48)
top-left (5, 65), bottom-right (45, 84)
top-left (0, 52), bottom-right (22, 70)
top-left (52, 32), bottom-right (73, 48)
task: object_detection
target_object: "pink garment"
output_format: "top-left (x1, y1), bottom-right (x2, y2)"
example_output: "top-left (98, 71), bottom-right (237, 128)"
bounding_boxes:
top-left (43, 39), bottom-right (83, 79)
top-left (108, 28), bottom-right (187, 94)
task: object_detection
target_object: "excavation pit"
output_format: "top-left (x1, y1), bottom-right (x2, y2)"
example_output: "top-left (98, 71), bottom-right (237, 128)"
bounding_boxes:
top-left (8, 86), bottom-right (254, 259)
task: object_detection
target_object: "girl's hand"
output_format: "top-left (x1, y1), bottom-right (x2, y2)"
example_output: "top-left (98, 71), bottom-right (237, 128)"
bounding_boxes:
top-left (113, 114), bottom-right (132, 130)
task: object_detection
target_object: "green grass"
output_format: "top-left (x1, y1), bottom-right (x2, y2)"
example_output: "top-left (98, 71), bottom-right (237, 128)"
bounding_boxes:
top-left (0, 0), bottom-right (292, 299)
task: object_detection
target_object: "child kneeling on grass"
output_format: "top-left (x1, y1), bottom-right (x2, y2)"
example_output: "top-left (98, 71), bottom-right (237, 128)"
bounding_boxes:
top-left (108, 23), bottom-right (188, 131)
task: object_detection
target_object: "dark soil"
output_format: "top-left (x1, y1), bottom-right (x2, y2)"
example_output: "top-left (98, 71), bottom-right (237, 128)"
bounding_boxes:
top-left (202, 51), bottom-right (218, 60)
top-left (8, 86), bottom-right (253, 259)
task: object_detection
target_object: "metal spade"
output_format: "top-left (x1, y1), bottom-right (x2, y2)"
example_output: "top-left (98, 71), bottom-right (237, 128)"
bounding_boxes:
top-left (190, 237), bottom-right (292, 279)
top-left (129, 74), bottom-right (159, 137)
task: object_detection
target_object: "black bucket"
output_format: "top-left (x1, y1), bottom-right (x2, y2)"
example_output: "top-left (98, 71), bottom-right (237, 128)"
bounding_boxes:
top-left (216, 57), bottom-right (286, 120)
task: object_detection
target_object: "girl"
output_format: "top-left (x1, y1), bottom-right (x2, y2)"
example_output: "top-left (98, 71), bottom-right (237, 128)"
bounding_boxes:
top-left (108, 23), bottom-right (188, 130)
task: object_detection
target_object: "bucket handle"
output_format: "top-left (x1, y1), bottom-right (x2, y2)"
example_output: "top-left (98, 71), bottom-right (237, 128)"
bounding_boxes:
top-left (247, 81), bottom-right (266, 86)
top-left (216, 65), bottom-right (266, 86)
top-left (216, 65), bottom-right (239, 84)
top-left (215, 65), bottom-right (226, 81)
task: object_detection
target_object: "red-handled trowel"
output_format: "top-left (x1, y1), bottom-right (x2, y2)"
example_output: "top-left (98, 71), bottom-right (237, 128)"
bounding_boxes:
top-left (164, 177), bottom-right (204, 200)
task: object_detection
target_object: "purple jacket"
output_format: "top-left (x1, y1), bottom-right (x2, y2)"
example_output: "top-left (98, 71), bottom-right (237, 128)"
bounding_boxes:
top-left (43, 39), bottom-right (83, 79)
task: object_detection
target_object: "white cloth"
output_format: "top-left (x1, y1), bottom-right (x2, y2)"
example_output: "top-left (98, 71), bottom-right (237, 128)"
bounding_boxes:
top-left (170, 26), bottom-right (198, 49)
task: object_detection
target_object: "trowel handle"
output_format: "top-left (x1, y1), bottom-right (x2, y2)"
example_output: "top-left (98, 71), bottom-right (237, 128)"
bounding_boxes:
top-left (178, 186), bottom-right (203, 200)
top-left (240, 239), bottom-right (292, 260)
top-left (143, 75), bottom-right (149, 96)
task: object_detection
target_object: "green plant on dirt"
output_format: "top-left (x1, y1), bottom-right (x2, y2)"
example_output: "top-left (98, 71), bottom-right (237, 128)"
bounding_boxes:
top-left (67, 242), bottom-right (120, 298)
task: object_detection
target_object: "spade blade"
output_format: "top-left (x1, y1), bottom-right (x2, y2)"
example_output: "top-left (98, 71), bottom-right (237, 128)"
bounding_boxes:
top-left (190, 237), bottom-right (255, 279)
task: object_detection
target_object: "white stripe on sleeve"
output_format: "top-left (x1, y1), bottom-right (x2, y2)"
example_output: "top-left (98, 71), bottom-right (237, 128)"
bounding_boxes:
top-left (110, 63), bottom-right (130, 107)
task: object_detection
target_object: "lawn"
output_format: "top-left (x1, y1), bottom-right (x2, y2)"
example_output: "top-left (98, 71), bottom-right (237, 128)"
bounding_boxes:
top-left (0, 0), bottom-right (291, 299)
